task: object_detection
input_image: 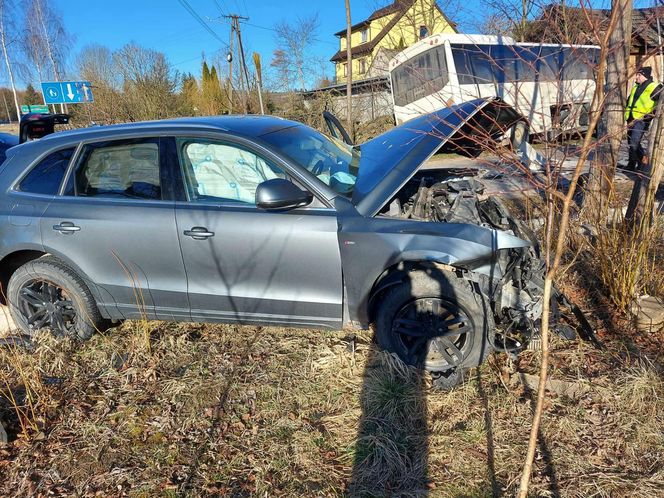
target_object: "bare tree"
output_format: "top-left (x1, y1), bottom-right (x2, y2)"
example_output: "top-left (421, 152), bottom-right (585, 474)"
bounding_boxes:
top-left (0, 0), bottom-right (20, 120)
top-left (27, 0), bottom-right (69, 81)
top-left (113, 43), bottom-right (180, 121)
top-left (77, 43), bottom-right (180, 123)
top-left (588, 0), bottom-right (633, 218)
top-left (23, 9), bottom-right (47, 85)
top-left (77, 44), bottom-right (123, 122)
top-left (270, 14), bottom-right (321, 91)
top-left (477, 12), bottom-right (515, 35)
top-left (516, 5), bottom-right (624, 497)
top-left (24, 0), bottom-right (71, 112)
top-left (478, 0), bottom-right (538, 41)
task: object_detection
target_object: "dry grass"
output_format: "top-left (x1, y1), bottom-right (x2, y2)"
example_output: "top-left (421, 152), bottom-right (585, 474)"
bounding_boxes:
top-left (590, 212), bottom-right (664, 310)
top-left (0, 123), bottom-right (19, 135)
top-left (0, 315), bottom-right (662, 497)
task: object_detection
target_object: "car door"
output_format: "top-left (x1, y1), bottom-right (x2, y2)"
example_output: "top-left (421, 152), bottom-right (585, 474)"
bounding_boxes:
top-left (172, 135), bottom-right (343, 329)
top-left (40, 136), bottom-right (188, 321)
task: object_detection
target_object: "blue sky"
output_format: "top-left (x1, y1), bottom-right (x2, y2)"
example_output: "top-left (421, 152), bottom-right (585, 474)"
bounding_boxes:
top-left (57, 0), bottom-right (381, 86)
top-left (35, 0), bottom-right (649, 88)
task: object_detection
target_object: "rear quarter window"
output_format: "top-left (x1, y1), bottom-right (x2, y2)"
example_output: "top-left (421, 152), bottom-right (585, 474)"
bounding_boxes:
top-left (18, 147), bottom-right (75, 195)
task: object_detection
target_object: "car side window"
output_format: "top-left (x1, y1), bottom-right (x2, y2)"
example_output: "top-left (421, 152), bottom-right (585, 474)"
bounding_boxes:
top-left (66, 138), bottom-right (162, 200)
top-left (18, 147), bottom-right (75, 195)
top-left (176, 138), bottom-right (286, 204)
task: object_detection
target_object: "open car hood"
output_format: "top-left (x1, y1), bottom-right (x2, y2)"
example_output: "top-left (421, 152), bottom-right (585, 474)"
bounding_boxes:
top-left (352, 98), bottom-right (521, 217)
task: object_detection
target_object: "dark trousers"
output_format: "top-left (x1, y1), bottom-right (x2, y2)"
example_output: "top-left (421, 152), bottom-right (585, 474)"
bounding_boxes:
top-left (627, 118), bottom-right (648, 170)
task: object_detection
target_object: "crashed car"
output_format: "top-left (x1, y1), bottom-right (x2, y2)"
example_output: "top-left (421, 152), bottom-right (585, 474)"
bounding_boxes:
top-left (0, 98), bottom-right (555, 388)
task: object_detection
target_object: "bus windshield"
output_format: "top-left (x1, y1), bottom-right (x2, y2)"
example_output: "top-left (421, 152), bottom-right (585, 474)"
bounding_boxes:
top-left (391, 45), bottom-right (448, 107)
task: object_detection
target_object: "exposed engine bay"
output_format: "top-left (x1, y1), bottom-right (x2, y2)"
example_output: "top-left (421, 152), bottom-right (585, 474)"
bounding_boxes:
top-left (380, 168), bottom-right (598, 352)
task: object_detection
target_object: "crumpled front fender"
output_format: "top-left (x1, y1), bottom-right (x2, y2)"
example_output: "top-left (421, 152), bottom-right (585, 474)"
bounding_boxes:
top-left (338, 215), bottom-right (530, 326)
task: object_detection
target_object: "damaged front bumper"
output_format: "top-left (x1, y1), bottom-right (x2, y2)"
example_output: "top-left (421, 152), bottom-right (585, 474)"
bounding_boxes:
top-left (389, 171), bottom-right (600, 351)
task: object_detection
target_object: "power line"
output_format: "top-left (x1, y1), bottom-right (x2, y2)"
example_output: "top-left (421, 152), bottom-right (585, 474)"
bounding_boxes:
top-left (177, 0), bottom-right (228, 47)
top-left (211, 0), bottom-right (227, 15)
top-left (172, 55), bottom-right (205, 67)
top-left (243, 21), bottom-right (338, 46)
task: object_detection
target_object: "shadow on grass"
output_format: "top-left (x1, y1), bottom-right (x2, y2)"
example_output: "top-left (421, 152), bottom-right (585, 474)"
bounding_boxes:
top-left (347, 266), bottom-right (477, 496)
top-left (516, 371), bottom-right (561, 498)
top-left (347, 343), bottom-right (430, 497)
top-left (476, 369), bottom-right (501, 498)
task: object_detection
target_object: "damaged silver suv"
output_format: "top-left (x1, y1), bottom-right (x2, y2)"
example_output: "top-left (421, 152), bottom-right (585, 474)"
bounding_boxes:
top-left (0, 99), bottom-right (558, 388)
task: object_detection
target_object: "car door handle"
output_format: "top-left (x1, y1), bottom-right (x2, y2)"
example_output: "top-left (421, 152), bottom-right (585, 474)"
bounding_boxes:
top-left (53, 222), bottom-right (81, 234)
top-left (183, 226), bottom-right (215, 240)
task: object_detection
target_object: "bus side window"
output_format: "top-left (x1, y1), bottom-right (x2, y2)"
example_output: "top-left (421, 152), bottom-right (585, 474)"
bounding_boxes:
top-left (426, 45), bottom-right (448, 94)
top-left (528, 47), bottom-right (546, 81)
top-left (489, 45), bottom-right (518, 83)
top-left (451, 44), bottom-right (475, 85)
top-left (540, 47), bottom-right (563, 82)
top-left (473, 45), bottom-right (496, 84)
top-left (513, 46), bottom-right (538, 82)
top-left (562, 47), bottom-right (593, 80)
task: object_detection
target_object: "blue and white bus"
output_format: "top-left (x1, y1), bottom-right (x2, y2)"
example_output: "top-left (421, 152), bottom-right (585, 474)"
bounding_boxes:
top-left (389, 34), bottom-right (599, 137)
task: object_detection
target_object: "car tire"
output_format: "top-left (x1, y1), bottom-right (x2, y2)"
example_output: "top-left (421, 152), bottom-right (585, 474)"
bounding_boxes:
top-left (375, 270), bottom-right (493, 390)
top-left (7, 256), bottom-right (109, 340)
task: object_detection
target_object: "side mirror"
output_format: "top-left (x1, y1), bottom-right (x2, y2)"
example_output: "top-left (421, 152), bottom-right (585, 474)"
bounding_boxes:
top-left (255, 178), bottom-right (313, 210)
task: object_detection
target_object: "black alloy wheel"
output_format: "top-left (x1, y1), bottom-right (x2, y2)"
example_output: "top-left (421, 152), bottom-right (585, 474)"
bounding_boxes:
top-left (8, 256), bottom-right (109, 340)
top-left (391, 297), bottom-right (474, 372)
top-left (17, 279), bottom-right (77, 336)
top-left (375, 270), bottom-right (493, 390)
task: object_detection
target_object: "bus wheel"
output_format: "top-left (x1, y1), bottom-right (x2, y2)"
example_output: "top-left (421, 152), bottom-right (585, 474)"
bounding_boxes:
top-left (510, 121), bottom-right (530, 151)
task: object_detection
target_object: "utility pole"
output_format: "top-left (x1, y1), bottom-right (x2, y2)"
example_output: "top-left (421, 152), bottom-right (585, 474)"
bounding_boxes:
top-left (228, 24), bottom-right (234, 113)
top-left (345, 0), bottom-right (353, 137)
top-left (235, 19), bottom-right (252, 113)
top-left (222, 14), bottom-right (251, 113)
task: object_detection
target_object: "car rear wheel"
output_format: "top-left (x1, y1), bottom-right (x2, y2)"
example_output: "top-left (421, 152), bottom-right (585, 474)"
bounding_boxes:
top-left (7, 256), bottom-right (109, 340)
top-left (375, 270), bottom-right (493, 390)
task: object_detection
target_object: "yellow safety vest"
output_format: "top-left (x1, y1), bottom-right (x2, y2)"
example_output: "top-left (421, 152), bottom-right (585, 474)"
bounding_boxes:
top-left (625, 81), bottom-right (658, 120)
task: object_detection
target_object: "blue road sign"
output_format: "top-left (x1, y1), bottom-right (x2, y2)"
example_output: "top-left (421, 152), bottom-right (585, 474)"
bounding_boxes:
top-left (41, 81), bottom-right (94, 104)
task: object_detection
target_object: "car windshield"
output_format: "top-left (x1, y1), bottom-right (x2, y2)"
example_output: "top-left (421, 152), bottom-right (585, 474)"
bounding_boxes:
top-left (260, 124), bottom-right (360, 196)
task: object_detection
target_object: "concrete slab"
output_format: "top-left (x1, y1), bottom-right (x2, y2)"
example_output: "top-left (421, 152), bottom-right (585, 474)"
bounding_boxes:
top-left (633, 296), bottom-right (664, 333)
top-left (0, 419), bottom-right (7, 444)
top-left (0, 306), bottom-right (16, 335)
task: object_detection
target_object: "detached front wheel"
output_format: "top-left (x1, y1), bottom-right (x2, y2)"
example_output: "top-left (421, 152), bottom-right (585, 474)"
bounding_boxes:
top-left (7, 256), bottom-right (108, 340)
top-left (375, 271), bottom-right (493, 390)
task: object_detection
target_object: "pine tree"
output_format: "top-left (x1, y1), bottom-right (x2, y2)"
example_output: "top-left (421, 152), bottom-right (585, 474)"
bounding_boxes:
top-left (202, 61), bottom-right (210, 84)
top-left (23, 83), bottom-right (41, 105)
top-left (200, 62), bottom-right (225, 115)
top-left (180, 73), bottom-right (200, 115)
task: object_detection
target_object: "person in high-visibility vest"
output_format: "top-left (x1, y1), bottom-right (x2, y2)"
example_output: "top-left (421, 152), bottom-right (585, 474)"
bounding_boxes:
top-left (624, 66), bottom-right (662, 171)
